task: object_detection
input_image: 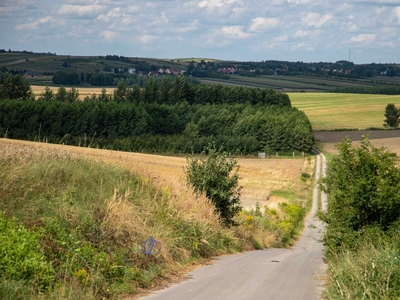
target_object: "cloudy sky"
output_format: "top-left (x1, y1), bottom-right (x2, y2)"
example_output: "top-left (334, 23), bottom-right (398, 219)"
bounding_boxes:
top-left (1, 0), bottom-right (399, 64)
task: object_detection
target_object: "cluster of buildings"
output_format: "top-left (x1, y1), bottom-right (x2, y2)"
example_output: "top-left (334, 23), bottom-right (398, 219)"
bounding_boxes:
top-left (148, 68), bottom-right (186, 76)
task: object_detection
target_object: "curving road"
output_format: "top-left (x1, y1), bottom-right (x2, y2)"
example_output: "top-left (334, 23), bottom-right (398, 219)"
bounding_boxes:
top-left (140, 154), bottom-right (327, 300)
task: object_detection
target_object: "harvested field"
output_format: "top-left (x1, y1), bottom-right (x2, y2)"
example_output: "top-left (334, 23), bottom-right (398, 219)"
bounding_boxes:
top-left (315, 130), bottom-right (400, 155)
top-left (31, 85), bottom-right (114, 100)
top-left (0, 138), bottom-right (311, 211)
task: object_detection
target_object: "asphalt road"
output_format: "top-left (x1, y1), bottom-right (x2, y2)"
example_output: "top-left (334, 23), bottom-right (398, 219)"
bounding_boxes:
top-left (140, 154), bottom-right (327, 300)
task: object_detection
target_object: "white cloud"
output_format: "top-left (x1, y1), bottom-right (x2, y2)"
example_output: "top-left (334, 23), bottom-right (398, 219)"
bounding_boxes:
top-left (375, 7), bottom-right (386, 15)
top-left (15, 15), bottom-right (55, 30)
top-left (221, 25), bottom-right (251, 39)
top-left (2, 0), bottom-right (400, 63)
top-left (274, 35), bottom-right (288, 42)
top-left (99, 30), bottom-right (118, 40)
top-left (287, 0), bottom-right (312, 4)
top-left (350, 33), bottom-right (376, 43)
top-left (248, 17), bottom-right (280, 32)
top-left (58, 3), bottom-right (106, 17)
top-left (140, 35), bottom-right (156, 44)
top-left (301, 12), bottom-right (333, 28)
top-left (349, 23), bottom-right (359, 31)
top-left (198, 0), bottom-right (242, 9)
top-left (380, 40), bottom-right (396, 48)
top-left (295, 29), bottom-right (308, 38)
top-left (393, 7), bottom-right (400, 24)
top-left (97, 7), bottom-right (123, 21)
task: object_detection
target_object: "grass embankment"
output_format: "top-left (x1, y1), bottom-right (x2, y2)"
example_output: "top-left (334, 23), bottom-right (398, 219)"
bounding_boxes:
top-left (0, 143), bottom-right (309, 299)
top-left (323, 232), bottom-right (400, 299)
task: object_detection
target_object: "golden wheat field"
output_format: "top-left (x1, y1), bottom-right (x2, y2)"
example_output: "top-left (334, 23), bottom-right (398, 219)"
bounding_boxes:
top-left (0, 138), bottom-right (313, 210)
top-left (31, 85), bottom-right (114, 100)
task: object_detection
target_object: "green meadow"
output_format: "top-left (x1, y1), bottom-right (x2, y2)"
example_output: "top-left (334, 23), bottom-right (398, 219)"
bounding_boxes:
top-left (289, 93), bottom-right (400, 130)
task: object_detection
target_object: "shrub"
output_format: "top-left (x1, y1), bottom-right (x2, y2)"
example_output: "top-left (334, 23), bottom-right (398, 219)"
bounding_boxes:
top-left (320, 136), bottom-right (400, 256)
top-left (185, 144), bottom-right (242, 225)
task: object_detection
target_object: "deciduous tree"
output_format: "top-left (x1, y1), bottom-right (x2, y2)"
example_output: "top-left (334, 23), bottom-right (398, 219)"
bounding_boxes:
top-left (383, 103), bottom-right (399, 128)
top-left (185, 144), bottom-right (242, 225)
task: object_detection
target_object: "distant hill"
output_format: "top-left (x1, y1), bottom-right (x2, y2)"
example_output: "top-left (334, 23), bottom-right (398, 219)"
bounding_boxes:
top-left (1, 49), bottom-right (399, 92)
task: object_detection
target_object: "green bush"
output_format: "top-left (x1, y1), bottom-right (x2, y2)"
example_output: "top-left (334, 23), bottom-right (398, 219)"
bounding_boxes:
top-left (320, 136), bottom-right (400, 256)
top-left (0, 212), bottom-right (55, 292)
top-left (185, 144), bottom-right (242, 225)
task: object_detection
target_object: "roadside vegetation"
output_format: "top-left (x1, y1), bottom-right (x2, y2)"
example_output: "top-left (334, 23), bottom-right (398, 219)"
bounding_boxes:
top-left (319, 136), bottom-right (400, 299)
top-left (0, 142), bottom-right (311, 299)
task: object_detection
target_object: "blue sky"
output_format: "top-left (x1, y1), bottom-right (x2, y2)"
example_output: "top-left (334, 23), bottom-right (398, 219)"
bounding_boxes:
top-left (1, 0), bottom-right (399, 64)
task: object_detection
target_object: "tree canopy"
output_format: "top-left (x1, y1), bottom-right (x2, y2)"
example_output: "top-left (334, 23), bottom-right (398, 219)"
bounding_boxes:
top-left (383, 103), bottom-right (399, 128)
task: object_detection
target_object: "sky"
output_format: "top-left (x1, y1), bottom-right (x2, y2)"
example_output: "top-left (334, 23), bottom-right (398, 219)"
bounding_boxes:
top-left (1, 0), bottom-right (400, 64)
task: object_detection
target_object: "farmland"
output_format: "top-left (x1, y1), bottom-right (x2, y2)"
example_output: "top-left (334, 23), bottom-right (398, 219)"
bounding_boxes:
top-left (200, 74), bottom-right (400, 92)
top-left (289, 92), bottom-right (400, 130)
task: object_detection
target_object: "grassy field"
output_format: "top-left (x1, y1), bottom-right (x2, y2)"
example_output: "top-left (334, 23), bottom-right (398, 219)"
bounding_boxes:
top-left (289, 92), bottom-right (400, 130)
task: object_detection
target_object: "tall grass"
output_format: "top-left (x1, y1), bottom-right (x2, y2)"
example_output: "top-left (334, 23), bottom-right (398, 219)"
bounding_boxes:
top-left (323, 228), bottom-right (400, 299)
top-left (0, 143), bottom-right (310, 299)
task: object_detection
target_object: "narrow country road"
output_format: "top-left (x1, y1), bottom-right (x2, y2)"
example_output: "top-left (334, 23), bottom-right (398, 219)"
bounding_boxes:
top-left (139, 154), bottom-right (327, 300)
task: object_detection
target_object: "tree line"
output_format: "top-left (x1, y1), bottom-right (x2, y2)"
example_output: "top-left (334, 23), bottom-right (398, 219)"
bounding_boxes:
top-left (0, 73), bottom-right (314, 154)
top-left (331, 86), bottom-right (400, 95)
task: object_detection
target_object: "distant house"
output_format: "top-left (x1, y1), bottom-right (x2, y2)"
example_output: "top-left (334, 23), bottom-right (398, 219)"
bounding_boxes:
top-left (344, 69), bottom-right (352, 75)
top-left (218, 67), bottom-right (236, 74)
top-left (158, 68), bottom-right (165, 74)
top-left (148, 71), bottom-right (159, 76)
top-left (128, 68), bottom-right (136, 74)
top-left (165, 68), bottom-right (182, 75)
top-left (24, 70), bottom-right (38, 77)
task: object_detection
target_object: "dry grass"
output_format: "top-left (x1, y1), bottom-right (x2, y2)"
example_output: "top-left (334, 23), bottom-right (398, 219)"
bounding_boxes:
top-left (0, 138), bottom-right (310, 211)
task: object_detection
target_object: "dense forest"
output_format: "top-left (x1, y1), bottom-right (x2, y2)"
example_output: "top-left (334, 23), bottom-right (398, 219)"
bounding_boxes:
top-left (0, 73), bottom-right (314, 155)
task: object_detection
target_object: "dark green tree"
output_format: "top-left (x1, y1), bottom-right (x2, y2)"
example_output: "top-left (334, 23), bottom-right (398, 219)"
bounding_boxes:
top-left (185, 144), bottom-right (242, 225)
top-left (55, 86), bottom-right (67, 102)
top-left (52, 70), bottom-right (81, 85)
top-left (383, 103), bottom-right (399, 128)
top-left (113, 79), bottom-right (128, 102)
top-left (38, 86), bottom-right (54, 101)
top-left (66, 87), bottom-right (79, 102)
top-left (0, 73), bottom-right (34, 100)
